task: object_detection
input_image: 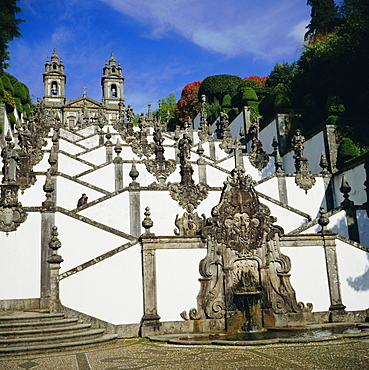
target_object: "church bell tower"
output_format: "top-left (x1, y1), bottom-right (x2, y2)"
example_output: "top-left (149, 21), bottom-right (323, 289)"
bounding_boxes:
top-left (101, 52), bottom-right (124, 109)
top-left (43, 48), bottom-right (66, 107)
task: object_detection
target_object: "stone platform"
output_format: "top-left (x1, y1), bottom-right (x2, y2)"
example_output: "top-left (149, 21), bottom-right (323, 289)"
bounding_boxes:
top-left (0, 337), bottom-right (368, 369)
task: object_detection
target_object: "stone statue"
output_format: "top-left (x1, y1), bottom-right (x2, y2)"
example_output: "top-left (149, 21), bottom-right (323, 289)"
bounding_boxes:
top-left (178, 133), bottom-right (192, 166)
top-left (2, 142), bottom-right (19, 183)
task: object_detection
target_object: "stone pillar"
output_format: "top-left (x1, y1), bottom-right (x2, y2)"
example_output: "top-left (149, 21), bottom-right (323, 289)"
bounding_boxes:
top-left (129, 162), bottom-right (141, 238)
top-left (276, 114), bottom-right (288, 156)
top-left (277, 175), bottom-right (288, 204)
top-left (140, 207), bottom-right (161, 335)
top-left (141, 247), bottom-right (161, 334)
top-left (198, 160), bottom-right (207, 183)
top-left (323, 234), bottom-right (346, 313)
top-left (40, 210), bottom-right (55, 298)
top-left (197, 144), bottom-right (207, 183)
top-left (105, 128), bottom-right (113, 162)
top-left (209, 140), bottom-right (216, 160)
top-left (318, 207), bottom-right (345, 314)
top-left (47, 226), bottom-right (63, 312)
top-left (114, 157), bottom-right (123, 191)
top-left (323, 125), bottom-right (338, 173)
top-left (40, 170), bottom-right (56, 299)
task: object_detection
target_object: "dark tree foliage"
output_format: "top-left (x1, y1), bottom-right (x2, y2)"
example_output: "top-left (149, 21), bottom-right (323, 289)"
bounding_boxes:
top-left (305, 0), bottom-right (341, 43)
top-left (0, 0), bottom-right (24, 71)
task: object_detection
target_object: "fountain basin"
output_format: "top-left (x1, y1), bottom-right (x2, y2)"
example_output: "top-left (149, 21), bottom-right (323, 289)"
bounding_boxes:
top-left (148, 323), bottom-right (369, 346)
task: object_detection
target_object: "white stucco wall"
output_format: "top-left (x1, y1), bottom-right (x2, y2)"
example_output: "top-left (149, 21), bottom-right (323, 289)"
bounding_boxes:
top-left (282, 246), bottom-right (330, 312)
top-left (156, 249), bottom-right (207, 321)
top-left (336, 240), bottom-right (369, 310)
top-left (60, 243), bottom-right (142, 324)
top-left (0, 213), bottom-right (41, 299)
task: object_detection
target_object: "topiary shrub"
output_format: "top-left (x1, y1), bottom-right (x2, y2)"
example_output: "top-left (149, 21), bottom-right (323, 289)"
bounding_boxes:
top-left (14, 81), bottom-right (30, 104)
top-left (222, 94), bottom-right (232, 108)
top-left (15, 97), bottom-right (23, 113)
top-left (199, 75), bottom-right (242, 103)
top-left (8, 112), bottom-right (16, 130)
top-left (337, 137), bottom-right (360, 166)
top-left (1, 75), bottom-right (14, 94)
top-left (22, 103), bottom-right (31, 117)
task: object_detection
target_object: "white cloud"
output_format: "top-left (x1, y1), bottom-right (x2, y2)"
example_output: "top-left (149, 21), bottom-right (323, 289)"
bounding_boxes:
top-left (98, 0), bottom-right (310, 60)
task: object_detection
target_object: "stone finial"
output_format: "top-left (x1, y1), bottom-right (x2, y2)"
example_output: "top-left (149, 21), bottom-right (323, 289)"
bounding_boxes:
top-left (105, 127), bottom-right (112, 141)
top-left (320, 152), bottom-right (329, 174)
top-left (114, 139), bottom-right (122, 157)
top-left (129, 160), bottom-right (139, 182)
top-left (47, 226), bottom-right (63, 264)
top-left (142, 206), bottom-right (154, 235)
top-left (42, 170), bottom-right (55, 208)
top-left (197, 142), bottom-right (204, 157)
top-left (5, 129), bottom-right (12, 142)
top-left (274, 148), bottom-right (284, 174)
top-left (318, 205), bottom-right (330, 233)
top-left (340, 175), bottom-right (354, 207)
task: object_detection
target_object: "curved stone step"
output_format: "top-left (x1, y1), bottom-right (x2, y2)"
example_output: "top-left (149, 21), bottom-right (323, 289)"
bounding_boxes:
top-left (0, 328), bottom-right (105, 347)
top-left (0, 312), bottom-right (65, 324)
top-left (0, 318), bottom-right (79, 331)
top-left (0, 323), bottom-right (91, 338)
top-left (0, 333), bottom-right (118, 355)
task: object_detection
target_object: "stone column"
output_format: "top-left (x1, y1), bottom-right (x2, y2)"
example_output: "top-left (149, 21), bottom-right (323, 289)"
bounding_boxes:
top-left (318, 208), bottom-right (345, 314)
top-left (129, 162), bottom-right (141, 238)
top-left (276, 114), bottom-right (288, 156)
top-left (40, 171), bottom-right (56, 299)
top-left (277, 175), bottom-right (288, 204)
top-left (197, 143), bottom-right (207, 183)
top-left (323, 125), bottom-right (338, 173)
top-left (141, 247), bottom-right (161, 334)
top-left (40, 210), bottom-right (55, 298)
top-left (47, 226), bottom-right (63, 312)
top-left (323, 234), bottom-right (346, 313)
top-left (209, 140), bottom-right (216, 160)
top-left (105, 128), bottom-right (113, 162)
top-left (140, 208), bottom-right (161, 335)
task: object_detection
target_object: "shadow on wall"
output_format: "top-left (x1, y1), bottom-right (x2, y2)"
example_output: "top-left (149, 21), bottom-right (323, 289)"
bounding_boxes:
top-left (347, 252), bottom-right (369, 292)
top-left (346, 210), bottom-right (369, 292)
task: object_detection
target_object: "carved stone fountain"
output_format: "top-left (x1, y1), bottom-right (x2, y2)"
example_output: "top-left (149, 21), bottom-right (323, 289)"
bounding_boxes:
top-left (183, 166), bottom-right (312, 333)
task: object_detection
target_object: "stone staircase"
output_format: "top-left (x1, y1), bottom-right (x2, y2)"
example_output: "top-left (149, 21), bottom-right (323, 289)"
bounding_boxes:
top-left (0, 311), bottom-right (117, 355)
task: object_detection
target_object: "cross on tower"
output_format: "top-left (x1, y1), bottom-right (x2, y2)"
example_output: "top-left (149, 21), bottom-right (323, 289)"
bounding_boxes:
top-left (227, 136), bottom-right (246, 168)
top-left (82, 87), bottom-right (88, 96)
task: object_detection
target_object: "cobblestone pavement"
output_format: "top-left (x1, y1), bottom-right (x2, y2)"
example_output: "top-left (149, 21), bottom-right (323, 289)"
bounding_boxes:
top-left (1, 338), bottom-right (369, 369)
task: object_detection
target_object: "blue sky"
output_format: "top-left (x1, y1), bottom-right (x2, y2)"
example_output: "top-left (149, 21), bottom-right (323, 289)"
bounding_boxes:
top-left (8, 0), bottom-right (311, 114)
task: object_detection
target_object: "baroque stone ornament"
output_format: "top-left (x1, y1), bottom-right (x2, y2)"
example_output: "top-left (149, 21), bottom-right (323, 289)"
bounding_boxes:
top-left (169, 133), bottom-right (209, 212)
top-left (219, 111), bottom-right (234, 154)
top-left (174, 211), bottom-right (206, 236)
top-left (198, 94), bottom-right (213, 142)
top-left (145, 125), bottom-right (176, 186)
top-left (0, 183), bottom-right (28, 234)
top-left (183, 166), bottom-right (312, 330)
top-left (292, 129), bottom-right (316, 192)
top-left (248, 117), bottom-right (269, 171)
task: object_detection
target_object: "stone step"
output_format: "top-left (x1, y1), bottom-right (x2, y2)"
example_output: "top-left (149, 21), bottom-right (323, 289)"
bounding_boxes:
top-left (0, 312), bottom-right (65, 324)
top-left (0, 333), bottom-right (118, 355)
top-left (0, 328), bottom-right (105, 347)
top-left (0, 323), bottom-right (91, 338)
top-left (0, 317), bottom-right (79, 331)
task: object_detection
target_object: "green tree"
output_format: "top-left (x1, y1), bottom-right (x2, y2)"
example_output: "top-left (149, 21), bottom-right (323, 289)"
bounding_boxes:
top-left (155, 92), bottom-right (177, 130)
top-left (0, 0), bottom-right (24, 71)
top-left (305, 0), bottom-right (341, 43)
